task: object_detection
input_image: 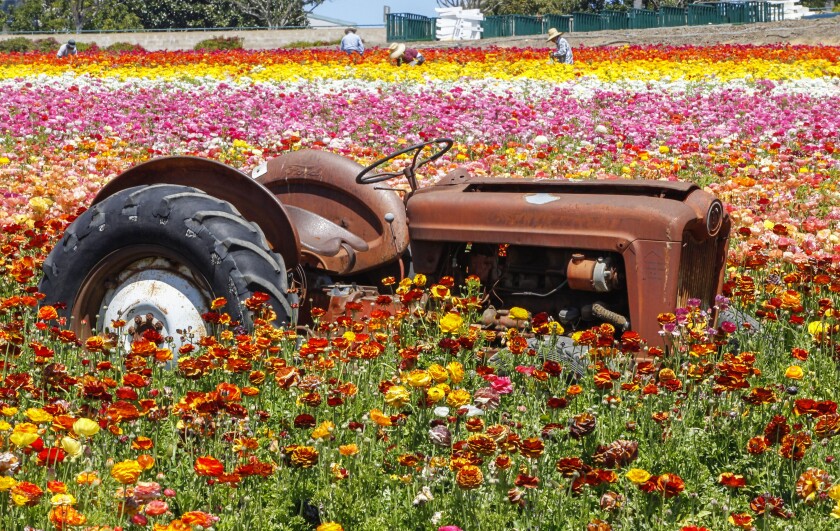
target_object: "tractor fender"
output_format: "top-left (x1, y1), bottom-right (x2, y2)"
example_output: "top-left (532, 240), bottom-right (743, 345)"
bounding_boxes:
top-left (92, 156), bottom-right (301, 268)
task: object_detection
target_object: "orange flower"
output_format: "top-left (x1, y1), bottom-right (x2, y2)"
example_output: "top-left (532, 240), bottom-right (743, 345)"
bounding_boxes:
top-left (181, 511), bottom-right (218, 527)
top-left (289, 445), bottom-right (319, 468)
top-left (49, 506), bottom-right (87, 528)
top-left (131, 437), bottom-right (154, 450)
top-left (38, 305), bottom-right (58, 321)
top-left (746, 436), bottom-right (769, 455)
top-left (194, 456), bottom-right (225, 477)
top-left (519, 437), bottom-right (545, 459)
top-left (10, 481), bottom-right (44, 506)
top-left (370, 409), bottom-right (393, 427)
top-left (339, 444), bottom-right (359, 457)
top-left (455, 464), bottom-right (484, 490)
top-left (110, 460), bottom-right (142, 484)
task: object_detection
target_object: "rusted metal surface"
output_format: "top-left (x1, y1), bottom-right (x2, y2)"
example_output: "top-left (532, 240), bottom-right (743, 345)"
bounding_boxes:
top-left (94, 157), bottom-right (301, 268)
top-left (257, 150), bottom-right (409, 275)
top-left (406, 176), bottom-right (730, 345)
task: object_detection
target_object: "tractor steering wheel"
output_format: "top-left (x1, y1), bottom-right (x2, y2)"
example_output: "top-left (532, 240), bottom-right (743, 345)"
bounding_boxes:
top-left (356, 138), bottom-right (453, 190)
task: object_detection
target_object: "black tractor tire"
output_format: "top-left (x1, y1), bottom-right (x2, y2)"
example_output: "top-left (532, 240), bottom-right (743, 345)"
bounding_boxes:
top-left (40, 184), bottom-right (292, 337)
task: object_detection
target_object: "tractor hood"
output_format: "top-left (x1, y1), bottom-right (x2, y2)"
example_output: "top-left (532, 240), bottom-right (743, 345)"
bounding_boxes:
top-left (406, 177), bottom-right (725, 249)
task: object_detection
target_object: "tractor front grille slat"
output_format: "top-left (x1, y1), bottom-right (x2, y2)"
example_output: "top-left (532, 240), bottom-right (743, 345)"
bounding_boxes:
top-left (678, 236), bottom-right (720, 311)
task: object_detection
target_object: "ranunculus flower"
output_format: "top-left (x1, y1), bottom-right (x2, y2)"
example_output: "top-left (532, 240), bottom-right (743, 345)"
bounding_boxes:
top-left (508, 307), bottom-right (529, 321)
top-left (384, 385), bottom-right (410, 409)
top-left (439, 312), bottom-right (463, 334)
top-left (626, 468), bottom-right (652, 484)
top-left (72, 418), bottom-right (100, 437)
top-left (111, 460), bottom-right (143, 484)
top-left (194, 456), bottom-right (225, 477)
top-left (784, 365), bottom-right (804, 380)
top-left (455, 465), bottom-right (483, 490)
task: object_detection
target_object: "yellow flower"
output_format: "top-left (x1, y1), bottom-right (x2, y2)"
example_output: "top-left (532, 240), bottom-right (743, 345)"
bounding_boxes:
top-left (316, 523), bottom-right (344, 531)
top-left (110, 460), bottom-right (143, 484)
top-left (72, 418), bottom-right (100, 437)
top-left (784, 365), bottom-right (804, 380)
top-left (311, 421), bottom-right (335, 440)
top-left (0, 477), bottom-right (17, 491)
top-left (427, 386), bottom-right (446, 403)
top-left (405, 369), bottom-right (431, 388)
top-left (446, 389), bottom-right (471, 407)
top-left (508, 307), bottom-right (529, 321)
top-left (50, 493), bottom-right (77, 506)
top-left (25, 408), bottom-right (53, 424)
top-left (1, 406), bottom-right (18, 417)
top-left (428, 364), bottom-right (449, 382)
top-left (60, 436), bottom-right (83, 458)
top-left (833, 502), bottom-right (840, 519)
top-left (626, 468), bottom-right (651, 484)
top-left (384, 385), bottom-right (410, 409)
top-left (9, 432), bottom-right (38, 447)
top-left (0, 421), bottom-right (11, 431)
top-left (658, 145), bottom-right (670, 154)
top-left (412, 273), bottom-right (427, 287)
top-left (342, 331), bottom-right (356, 342)
top-left (807, 321), bottom-right (826, 338)
top-left (446, 361), bottom-right (465, 384)
top-left (439, 312), bottom-right (463, 334)
top-left (828, 484), bottom-right (840, 501)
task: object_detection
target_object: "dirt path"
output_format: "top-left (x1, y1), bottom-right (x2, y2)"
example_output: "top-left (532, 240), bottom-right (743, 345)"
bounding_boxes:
top-left (428, 15), bottom-right (840, 48)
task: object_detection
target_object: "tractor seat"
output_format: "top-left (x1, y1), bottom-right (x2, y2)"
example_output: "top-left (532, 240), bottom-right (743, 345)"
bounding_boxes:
top-left (283, 204), bottom-right (368, 256)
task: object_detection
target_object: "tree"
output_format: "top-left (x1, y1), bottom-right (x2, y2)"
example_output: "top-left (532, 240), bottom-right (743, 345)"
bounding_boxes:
top-left (228, 0), bottom-right (325, 28)
top-left (125, 0), bottom-right (259, 30)
top-left (66, 0), bottom-right (140, 31)
top-left (8, 0), bottom-right (67, 31)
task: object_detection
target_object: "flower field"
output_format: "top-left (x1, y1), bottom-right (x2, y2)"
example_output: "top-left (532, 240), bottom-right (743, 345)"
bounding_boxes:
top-left (0, 43), bottom-right (840, 530)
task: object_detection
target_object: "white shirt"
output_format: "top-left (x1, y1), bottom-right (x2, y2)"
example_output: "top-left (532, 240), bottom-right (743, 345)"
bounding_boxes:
top-left (57, 44), bottom-right (77, 58)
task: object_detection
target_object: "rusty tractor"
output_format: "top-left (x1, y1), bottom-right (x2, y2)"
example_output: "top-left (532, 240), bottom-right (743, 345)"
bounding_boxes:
top-left (40, 139), bottom-right (730, 356)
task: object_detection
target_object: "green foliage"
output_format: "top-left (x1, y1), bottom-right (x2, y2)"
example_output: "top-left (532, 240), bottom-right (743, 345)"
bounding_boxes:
top-left (0, 36), bottom-right (36, 52)
top-left (104, 41), bottom-right (146, 52)
top-left (283, 38), bottom-right (340, 48)
top-left (8, 0), bottom-right (68, 31)
top-left (194, 35), bottom-right (244, 50)
top-left (124, 0), bottom-right (260, 29)
top-left (0, 36), bottom-right (60, 53)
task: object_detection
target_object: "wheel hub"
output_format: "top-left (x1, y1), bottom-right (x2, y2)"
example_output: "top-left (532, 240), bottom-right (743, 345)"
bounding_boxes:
top-left (99, 256), bottom-right (210, 351)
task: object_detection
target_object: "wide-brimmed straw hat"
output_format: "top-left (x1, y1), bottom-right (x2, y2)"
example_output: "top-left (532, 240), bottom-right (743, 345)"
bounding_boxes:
top-left (546, 28), bottom-right (563, 42)
top-left (389, 43), bottom-right (406, 59)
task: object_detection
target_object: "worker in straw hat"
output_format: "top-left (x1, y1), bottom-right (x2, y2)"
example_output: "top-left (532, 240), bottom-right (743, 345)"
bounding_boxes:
top-left (388, 43), bottom-right (425, 66)
top-left (340, 27), bottom-right (365, 60)
top-left (546, 28), bottom-right (573, 65)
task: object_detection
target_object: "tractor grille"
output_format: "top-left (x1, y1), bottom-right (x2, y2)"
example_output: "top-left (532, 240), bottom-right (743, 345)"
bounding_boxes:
top-left (677, 236), bottom-right (721, 311)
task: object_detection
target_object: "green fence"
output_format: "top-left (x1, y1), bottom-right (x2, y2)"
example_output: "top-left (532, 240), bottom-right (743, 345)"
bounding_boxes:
top-left (572, 12), bottom-right (601, 32)
top-left (541, 14), bottom-right (573, 33)
top-left (659, 6), bottom-right (687, 27)
top-left (687, 4), bottom-right (722, 25)
top-left (482, 15), bottom-right (543, 38)
top-left (391, 2), bottom-right (785, 43)
top-left (629, 9), bottom-right (659, 29)
top-left (386, 13), bottom-right (436, 42)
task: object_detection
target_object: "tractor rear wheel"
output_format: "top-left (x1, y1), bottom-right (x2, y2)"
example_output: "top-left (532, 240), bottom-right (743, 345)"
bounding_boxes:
top-left (40, 184), bottom-right (292, 346)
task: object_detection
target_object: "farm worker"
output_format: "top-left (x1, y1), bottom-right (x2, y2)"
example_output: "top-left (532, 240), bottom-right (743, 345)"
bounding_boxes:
top-left (57, 39), bottom-right (77, 58)
top-left (340, 27), bottom-right (365, 57)
top-left (389, 43), bottom-right (425, 66)
top-left (546, 28), bottom-right (573, 65)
